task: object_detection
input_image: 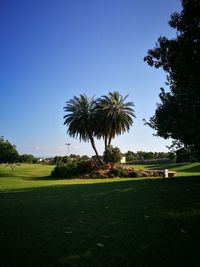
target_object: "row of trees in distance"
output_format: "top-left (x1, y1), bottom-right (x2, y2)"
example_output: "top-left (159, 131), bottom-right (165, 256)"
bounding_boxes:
top-left (1, 135), bottom-right (198, 168)
top-left (0, 136), bottom-right (41, 166)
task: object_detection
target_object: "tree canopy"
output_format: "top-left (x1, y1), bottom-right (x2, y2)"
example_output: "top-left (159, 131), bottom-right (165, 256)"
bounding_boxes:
top-left (63, 94), bottom-right (103, 164)
top-left (96, 91), bottom-right (135, 149)
top-left (103, 145), bottom-right (122, 164)
top-left (63, 92), bottom-right (135, 164)
top-left (0, 136), bottom-right (19, 164)
top-left (19, 154), bottom-right (35, 163)
top-left (144, 0), bottom-right (200, 159)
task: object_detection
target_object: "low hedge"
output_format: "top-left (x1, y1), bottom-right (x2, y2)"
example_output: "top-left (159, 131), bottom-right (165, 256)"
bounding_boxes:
top-left (51, 160), bottom-right (95, 178)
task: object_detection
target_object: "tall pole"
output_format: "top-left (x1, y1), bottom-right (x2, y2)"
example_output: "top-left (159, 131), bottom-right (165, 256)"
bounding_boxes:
top-left (65, 143), bottom-right (70, 157)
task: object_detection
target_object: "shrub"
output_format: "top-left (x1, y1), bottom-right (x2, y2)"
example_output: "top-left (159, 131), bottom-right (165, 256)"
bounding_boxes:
top-left (51, 162), bottom-right (77, 178)
top-left (51, 160), bottom-right (95, 179)
top-left (119, 169), bottom-right (128, 177)
top-left (107, 167), bottom-right (128, 178)
top-left (168, 152), bottom-right (176, 162)
top-left (77, 160), bottom-right (95, 173)
top-left (103, 146), bottom-right (122, 164)
top-left (108, 172), bottom-right (115, 178)
top-left (108, 168), bottom-right (121, 177)
top-left (127, 170), bottom-right (139, 178)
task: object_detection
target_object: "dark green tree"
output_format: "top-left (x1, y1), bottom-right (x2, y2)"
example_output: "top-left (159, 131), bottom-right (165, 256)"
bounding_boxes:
top-left (19, 154), bottom-right (35, 163)
top-left (176, 147), bottom-right (197, 162)
top-left (63, 94), bottom-right (103, 164)
top-left (125, 150), bottom-right (137, 161)
top-left (81, 155), bottom-right (90, 160)
top-left (64, 92), bottom-right (135, 165)
top-left (0, 136), bottom-right (19, 170)
top-left (103, 145), bottom-right (122, 164)
top-left (70, 154), bottom-right (81, 161)
top-left (96, 91), bottom-right (135, 149)
top-left (62, 156), bottom-right (70, 164)
top-left (144, 0), bottom-right (200, 159)
top-left (168, 152), bottom-right (177, 162)
top-left (53, 156), bottom-right (63, 166)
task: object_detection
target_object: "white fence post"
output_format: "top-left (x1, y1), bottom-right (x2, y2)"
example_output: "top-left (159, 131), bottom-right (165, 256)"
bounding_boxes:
top-left (164, 169), bottom-right (168, 178)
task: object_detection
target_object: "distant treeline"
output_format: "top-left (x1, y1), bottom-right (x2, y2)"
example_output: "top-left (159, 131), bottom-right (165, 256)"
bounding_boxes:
top-left (124, 149), bottom-right (199, 163)
top-left (124, 151), bottom-right (176, 162)
top-left (12, 150), bottom-right (200, 165)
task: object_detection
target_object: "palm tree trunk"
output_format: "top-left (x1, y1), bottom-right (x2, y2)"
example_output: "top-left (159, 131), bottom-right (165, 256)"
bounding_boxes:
top-left (104, 134), bottom-right (108, 150)
top-left (108, 135), bottom-right (112, 146)
top-left (89, 134), bottom-right (103, 165)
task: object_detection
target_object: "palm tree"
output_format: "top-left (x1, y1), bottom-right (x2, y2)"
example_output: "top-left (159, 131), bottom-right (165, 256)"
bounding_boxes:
top-left (63, 94), bottom-right (103, 164)
top-left (96, 91), bottom-right (135, 149)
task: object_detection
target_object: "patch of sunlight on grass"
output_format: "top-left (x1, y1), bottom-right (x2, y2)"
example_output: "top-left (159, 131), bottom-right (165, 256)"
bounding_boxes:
top-left (131, 162), bottom-right (200, 177)
top-left (162, 208), bottom-right (200, 219)
top-left (61, 250), bottom-right (92, 263)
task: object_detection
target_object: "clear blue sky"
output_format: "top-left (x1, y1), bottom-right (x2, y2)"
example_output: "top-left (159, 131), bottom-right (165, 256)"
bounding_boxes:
top-left (1, 0), bottom-right (181, 157)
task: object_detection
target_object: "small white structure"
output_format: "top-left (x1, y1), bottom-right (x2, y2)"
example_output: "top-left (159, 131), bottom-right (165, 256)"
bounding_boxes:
top-left (120, 156), bottom-right (126, 164)
top-left (164, 169), bottom-right (168, 178)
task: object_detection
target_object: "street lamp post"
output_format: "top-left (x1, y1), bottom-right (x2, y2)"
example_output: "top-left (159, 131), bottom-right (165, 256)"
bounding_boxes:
top-left (65, 143), bottom-right (71, 157)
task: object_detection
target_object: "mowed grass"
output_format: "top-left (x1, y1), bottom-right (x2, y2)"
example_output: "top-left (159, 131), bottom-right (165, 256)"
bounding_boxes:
top-left (132, 162), bottom-right (200, 177)
top-left (0, 164), bottom-right (200, 267)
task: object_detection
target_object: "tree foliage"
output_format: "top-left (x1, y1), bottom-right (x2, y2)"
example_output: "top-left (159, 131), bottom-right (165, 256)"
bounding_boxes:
top-left (0, 136), bottom-right (19, 165)
top-left (176, 147), bottom-right (197, 162)
top-left (144, 0), bottom-right (200, 159)
top-left (96, 92), bottom-right (135, 149)
top-left (63, 92), bottom-right (135, 164)
top-left (124, 150), bottom-right (175, 161)
top-left (19, 154), bottom-right (35, 163)
top-left (103, 145), bottom-right (122, 164)
top-left (51, 160), bottom-right (95, 178)
top-left (53, 156), bottom-right (70, 165)
top-left (64, 94), bottom-right (102, 164)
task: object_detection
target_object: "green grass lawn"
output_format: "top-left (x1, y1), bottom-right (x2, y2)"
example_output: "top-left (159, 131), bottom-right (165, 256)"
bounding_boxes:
top-left (132, 162), bottom-right (200, 177)
top-left (0, 163), bottom-right (200, 267)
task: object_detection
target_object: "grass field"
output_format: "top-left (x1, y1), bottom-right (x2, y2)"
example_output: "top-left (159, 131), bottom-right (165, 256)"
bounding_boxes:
top-left (133, 162), bottom-right (200, 177)
top-left (0, 163), bottom-right (200, 266)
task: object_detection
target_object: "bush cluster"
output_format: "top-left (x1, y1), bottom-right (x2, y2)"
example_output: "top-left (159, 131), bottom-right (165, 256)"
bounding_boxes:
top-left (128, 170), bottom-right (139, 178)
top-left (103, 145), bottom-right (122, 164)
top-left (51, 160), bottom-right (95, 178)
top-left (107, 168), bottom-right (139, 178)
top-left (108, 168), bottom-right (124, 178)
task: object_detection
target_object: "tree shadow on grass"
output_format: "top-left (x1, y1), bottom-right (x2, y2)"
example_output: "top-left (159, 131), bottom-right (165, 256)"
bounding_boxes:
top-left (0, 176), bottom-right (200, 267)
top-left (25, 175), bottom-right (57, 181)
top-left (0, 173), bottom-right (19, 178)
top-left (149, 163), bottom-right (200, 173)
top-left (145, 163), bottom-right (189, 170)
top-left (25, 175), bottom-right (84, 181)
top-left (178, 165), bottom-right (200, 173)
